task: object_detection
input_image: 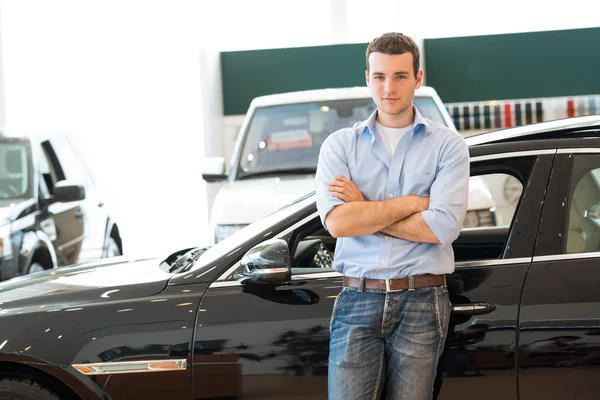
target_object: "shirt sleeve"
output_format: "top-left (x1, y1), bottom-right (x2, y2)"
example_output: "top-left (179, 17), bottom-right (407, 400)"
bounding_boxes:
top-left (315, 132), bottom-right (351, 229)
top-left (421, 134), bottom-right (470, 246)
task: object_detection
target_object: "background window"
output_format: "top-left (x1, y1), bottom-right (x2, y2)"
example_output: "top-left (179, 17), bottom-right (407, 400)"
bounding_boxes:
top-left (566, 155), bottom-right (600, 254)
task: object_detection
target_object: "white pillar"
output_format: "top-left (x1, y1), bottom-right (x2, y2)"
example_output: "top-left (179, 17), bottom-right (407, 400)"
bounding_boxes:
top-left (330, 0), bottom-right (349, 44)
top-left (198, 50), bottom-right (226, 221)
top-left (0, 3), bottom-right (7, 128)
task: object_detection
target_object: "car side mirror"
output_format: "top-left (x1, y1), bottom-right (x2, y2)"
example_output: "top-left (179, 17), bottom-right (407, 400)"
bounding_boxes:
top-left (202, 157), bottom-right (227, 182)
top-left (51, 180), bottom-right (86, 203)
top-left (236, 238), bottom-right (291, 285)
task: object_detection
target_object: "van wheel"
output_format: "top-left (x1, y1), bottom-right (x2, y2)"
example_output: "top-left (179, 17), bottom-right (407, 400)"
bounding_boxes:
top-left (105, 237), bottom-right (121, 258)
top-left (0, 376), bottom-right (64, 399)
top-left (27, 262), bottom-right (45, 274)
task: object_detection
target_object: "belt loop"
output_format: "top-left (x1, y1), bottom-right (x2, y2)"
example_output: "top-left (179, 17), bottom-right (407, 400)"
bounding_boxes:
top-left (408, 276), bottom-right (415, 291)
top-left (358, 278), bottom-right (364, 293)
top-left (443, 274), bottom-right (447, 288)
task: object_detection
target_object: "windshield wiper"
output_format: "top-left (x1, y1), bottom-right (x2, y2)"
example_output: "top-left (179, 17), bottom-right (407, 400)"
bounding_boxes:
top-left (168, 246), bottom-right (211, 273)
top-left (237, 168), bottom-right (316, 180)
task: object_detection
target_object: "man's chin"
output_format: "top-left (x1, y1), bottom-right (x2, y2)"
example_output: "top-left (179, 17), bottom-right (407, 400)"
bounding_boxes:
top-left (380, 106), bottom-right (410, 116)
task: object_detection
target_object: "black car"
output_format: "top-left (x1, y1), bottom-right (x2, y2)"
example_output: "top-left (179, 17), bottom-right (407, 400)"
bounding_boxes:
top-left (0, 132), bottom-right (122, 281)
top-left (0, 116), bottom-right (600, 400)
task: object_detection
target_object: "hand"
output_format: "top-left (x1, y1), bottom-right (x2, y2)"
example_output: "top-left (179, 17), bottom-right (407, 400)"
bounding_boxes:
top-left (328, 176), bottom-right (364, 203)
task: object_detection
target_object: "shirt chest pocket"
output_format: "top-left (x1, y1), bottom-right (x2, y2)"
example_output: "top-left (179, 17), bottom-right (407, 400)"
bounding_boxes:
top-left (401, 171), bottom-right (436, 196)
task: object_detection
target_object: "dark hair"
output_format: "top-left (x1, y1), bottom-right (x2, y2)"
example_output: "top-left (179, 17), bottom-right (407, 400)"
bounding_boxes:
top-left (366, 32), bottom-right (420, 76)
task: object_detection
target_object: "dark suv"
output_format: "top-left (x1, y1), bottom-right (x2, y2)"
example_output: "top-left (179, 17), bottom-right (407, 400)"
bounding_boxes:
top-left (0, 132), bottom-right (122, 280)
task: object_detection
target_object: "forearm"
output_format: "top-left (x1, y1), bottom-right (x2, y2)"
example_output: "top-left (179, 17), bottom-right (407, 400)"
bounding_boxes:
top-left (325, 195), bottom-right (422, 238)
top-left (381, 212), bottom-right (441, 244)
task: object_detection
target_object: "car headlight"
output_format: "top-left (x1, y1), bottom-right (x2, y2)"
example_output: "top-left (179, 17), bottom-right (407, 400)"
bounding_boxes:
top-left (464, 209), bottom-right (496, 228)
top-left (215, 224), bottom-right (248, 243)
top-left (0, 224), bottom-right (13, 258)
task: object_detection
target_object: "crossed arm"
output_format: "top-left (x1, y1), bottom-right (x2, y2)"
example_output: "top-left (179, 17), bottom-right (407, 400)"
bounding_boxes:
top-left (325, 176), bottom-right (440, 243)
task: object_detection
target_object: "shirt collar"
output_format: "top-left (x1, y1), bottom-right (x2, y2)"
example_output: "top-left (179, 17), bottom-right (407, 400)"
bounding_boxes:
top-left (357, 106), bottom-right (433, 137)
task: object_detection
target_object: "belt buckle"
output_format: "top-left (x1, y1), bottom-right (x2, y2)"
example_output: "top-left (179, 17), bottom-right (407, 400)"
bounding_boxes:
top-left (385, 278), bottom-right (404, 293)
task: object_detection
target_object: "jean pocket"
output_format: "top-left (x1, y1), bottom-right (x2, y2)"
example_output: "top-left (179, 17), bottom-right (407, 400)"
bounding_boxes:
top-left (330, 289), bottom-right (345, 333)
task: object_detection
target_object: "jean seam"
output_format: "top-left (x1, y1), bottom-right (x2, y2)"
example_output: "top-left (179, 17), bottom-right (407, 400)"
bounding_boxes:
top-left (372, 344), bottom-right (385, 400)
top-left (434, 287), bottom-right (442, 338)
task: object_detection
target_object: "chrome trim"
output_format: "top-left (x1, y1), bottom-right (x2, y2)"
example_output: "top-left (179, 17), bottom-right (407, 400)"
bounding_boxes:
top-left (455, 257), bottom-right (531, 269)
top-left (470, 149), bottom-right (556, 163)
top-left (292, 271), bottom-right (342, 280)
top-left (254, 268), bottom-right (289, 274)
top-left (533, 252), bottom-right (600, 263)
top-left (556, 148), bottom-right (600, 154)
top-left (72, 359), bottom-right (187, 375)
top-left (210, 281), bottom-right (242, 288)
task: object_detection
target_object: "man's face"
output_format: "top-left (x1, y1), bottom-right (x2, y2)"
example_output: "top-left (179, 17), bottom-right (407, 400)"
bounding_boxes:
top-left (365, 52), bottom-right (423, 118)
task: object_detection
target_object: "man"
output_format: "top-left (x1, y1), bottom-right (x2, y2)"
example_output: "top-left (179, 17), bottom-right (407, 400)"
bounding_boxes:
top-left (315, 32), bottom-right (469, 399)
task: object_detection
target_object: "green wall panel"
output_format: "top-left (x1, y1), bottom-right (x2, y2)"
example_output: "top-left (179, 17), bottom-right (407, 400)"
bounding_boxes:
top-left (221, 43), bottom-right (368, 115)
top-left (424, 27), bottom-right (600, 103)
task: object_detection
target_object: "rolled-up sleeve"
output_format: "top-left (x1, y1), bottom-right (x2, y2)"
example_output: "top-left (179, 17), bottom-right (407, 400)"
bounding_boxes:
top-left (421, 134), bottom-right (470, 246)
top-left (315, 131), bottom-right (350, 229)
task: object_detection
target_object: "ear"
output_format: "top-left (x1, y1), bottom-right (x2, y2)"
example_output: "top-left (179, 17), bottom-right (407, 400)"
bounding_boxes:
top-left (415, 69), bottom-right (424, 89)
top-left (365, 70), bottom-right (369, 86)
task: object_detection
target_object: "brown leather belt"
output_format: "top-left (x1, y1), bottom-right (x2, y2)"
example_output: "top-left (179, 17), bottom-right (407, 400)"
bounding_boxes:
top-left (343, 274), bottom-right (446, 292)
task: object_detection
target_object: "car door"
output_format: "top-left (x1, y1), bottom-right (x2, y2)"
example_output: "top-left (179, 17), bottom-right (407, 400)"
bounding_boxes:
top-left (37, 140), bottom-right (84, 266)
top-left (49, 136), bottom-right (107, 262)
top-left (519, 148), bottom-right (600, 400)
top-left (193, 149), bottom-right (553, 399)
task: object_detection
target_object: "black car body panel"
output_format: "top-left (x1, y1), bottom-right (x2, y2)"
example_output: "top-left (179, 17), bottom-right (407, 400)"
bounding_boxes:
top-left (0, 117), bottom-right (599, 399)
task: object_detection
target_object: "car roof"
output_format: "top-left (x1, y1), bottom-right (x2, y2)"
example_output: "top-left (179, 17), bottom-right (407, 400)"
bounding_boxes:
top-left (0, 130), bottom-right (30, 143)
top-left (466, 115), bottom-right (600, 147)
top-left (250, 86), bottom-right (440, 107)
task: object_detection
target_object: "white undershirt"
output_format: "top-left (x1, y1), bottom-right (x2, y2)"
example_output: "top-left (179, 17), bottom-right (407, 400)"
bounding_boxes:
top-left (375, 121), bottom-right (414, 160)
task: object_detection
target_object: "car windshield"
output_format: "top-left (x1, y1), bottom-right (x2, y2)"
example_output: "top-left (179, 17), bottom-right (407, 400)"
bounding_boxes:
top-left (237, 96), bottom-right (447, 179)
top-left (0, 141), bottom-right (31, 200)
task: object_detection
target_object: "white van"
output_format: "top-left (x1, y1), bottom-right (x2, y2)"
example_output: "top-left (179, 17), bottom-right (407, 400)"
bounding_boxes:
top-left (203, 87), bottom-right (495, 243)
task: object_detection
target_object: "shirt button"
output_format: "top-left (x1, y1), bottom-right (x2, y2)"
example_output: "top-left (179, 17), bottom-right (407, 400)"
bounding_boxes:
top-left (388, 193), bottom-right (394, 198)
top-left (380, 260), bottom-right (385, 264)
top-left (384, 236), bottom-right (389, 240)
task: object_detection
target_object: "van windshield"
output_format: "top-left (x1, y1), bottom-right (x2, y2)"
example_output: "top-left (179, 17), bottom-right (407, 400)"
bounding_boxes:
top-left (237, 96), bottom-right (447, 179)
top-left (0, 141), bottom-right (31, 200)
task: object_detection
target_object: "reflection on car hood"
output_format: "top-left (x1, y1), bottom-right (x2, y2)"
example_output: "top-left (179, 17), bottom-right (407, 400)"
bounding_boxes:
top-left (0, 256), bottom-right (171, 314)
top-left (0, 204), bottom-right (16, 225)
top-left (211, 176), bottom-right (316, 225)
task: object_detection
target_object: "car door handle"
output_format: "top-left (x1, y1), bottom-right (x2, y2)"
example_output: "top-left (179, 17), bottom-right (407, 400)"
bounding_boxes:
top-left (452, 302), bottom-right (496, 316)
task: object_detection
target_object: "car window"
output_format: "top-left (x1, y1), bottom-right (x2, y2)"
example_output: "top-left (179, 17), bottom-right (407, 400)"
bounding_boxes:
top-left (469, 174), bottom-right (522, 229)
top-left (237, 97), bottom-right (448, 179)
top-left (0, 142), bottom-right (31, 200)
top-left (565, 154), bottom-right (600, 254)
top-left (49, 137), bottom-right (91, 186)
top-left (218, 161), bottom-right (533, 281)
top-left (39, 141), bottom-right (65, 195)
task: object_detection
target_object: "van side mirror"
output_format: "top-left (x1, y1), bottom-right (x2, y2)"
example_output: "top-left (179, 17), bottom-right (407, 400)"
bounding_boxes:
top-left (50, 180), bottom-right (86, 203)
top-left (202, 157), bottom-right (227, 182)
top-left (235, 238), bottom-right (291, 285)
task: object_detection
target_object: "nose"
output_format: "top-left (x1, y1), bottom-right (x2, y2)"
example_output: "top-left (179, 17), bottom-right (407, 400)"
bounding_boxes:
top-left (384, 79), bottom-right (395, 95)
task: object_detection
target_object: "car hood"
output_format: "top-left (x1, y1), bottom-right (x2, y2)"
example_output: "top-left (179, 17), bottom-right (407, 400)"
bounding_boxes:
top-left (211, 175), bottom-right (316, 225)
top-left (0, 199), bottom-right (30, 225)
top-left (0, 207), bottom-right (11, 226)
top-left (0, 256), bottom-right (172, 314)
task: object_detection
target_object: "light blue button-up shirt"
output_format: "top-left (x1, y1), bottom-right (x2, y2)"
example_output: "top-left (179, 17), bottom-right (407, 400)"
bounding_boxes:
top-left (315, 107), bottom-right (469, 279)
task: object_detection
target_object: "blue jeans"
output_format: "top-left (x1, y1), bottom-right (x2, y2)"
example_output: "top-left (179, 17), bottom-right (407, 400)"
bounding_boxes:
top-left (328, 285), bottom-right (451, 400)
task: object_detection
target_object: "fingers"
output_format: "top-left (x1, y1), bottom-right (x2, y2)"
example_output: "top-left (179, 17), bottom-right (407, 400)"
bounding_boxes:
top-left (331, 191), bottom-right (352, 203)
